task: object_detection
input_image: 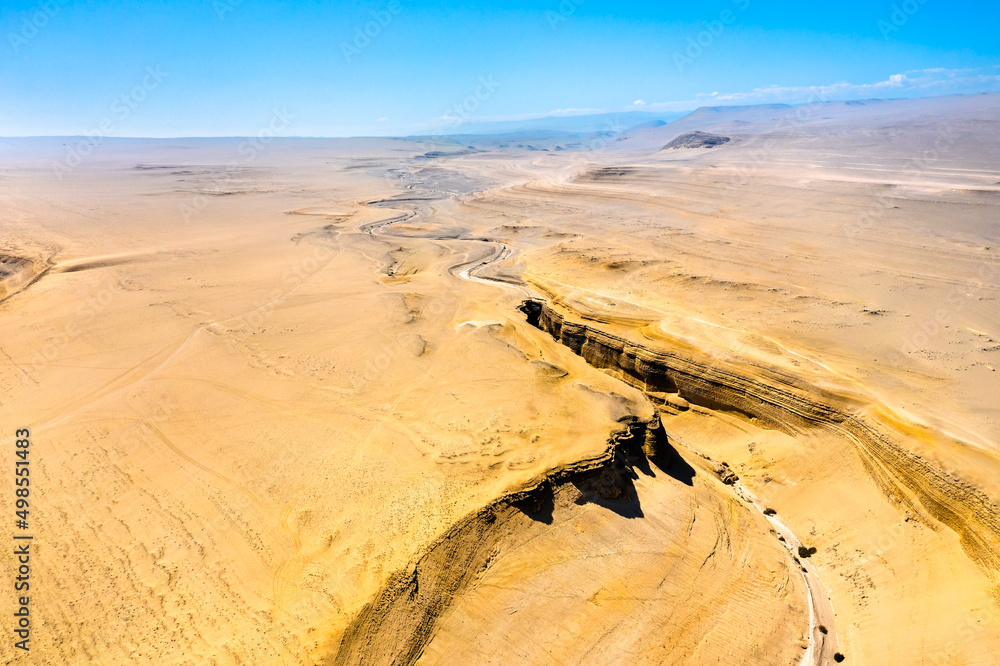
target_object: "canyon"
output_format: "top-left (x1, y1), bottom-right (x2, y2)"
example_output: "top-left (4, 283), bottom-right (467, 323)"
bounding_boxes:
top-left (1, 93), bottom-right (999, 664)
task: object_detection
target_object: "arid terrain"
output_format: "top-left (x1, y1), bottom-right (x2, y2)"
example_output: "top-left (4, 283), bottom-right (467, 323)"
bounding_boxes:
top-left (2, 92), bottom-right (999, 664)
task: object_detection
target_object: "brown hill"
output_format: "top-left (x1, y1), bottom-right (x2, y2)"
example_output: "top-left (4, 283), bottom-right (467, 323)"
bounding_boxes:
top-left (661, 130), bottom-right (731, 150)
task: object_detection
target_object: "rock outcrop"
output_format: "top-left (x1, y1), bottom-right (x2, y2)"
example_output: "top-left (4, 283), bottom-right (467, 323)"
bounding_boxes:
top-left (0, 254), bottom-right (46, 303)
top-left (519, 298), bottom-right (1000, 585)
top-left (330, 416), bottom-right (668, 666)
top-left (661, 130), bottom-right (731, 150)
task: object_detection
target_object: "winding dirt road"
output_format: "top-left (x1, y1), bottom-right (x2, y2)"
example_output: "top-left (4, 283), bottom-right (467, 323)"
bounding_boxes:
top-left (357, 162), bottom-right (837, 664)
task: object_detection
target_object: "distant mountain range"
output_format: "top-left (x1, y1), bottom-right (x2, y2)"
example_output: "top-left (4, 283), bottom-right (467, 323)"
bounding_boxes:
top-left (419, 110), bottom-right (687, 137)
top-left (409, 92), bottom-right (1000, 145)
top-left (397, 92), bottom-right (1000, 157)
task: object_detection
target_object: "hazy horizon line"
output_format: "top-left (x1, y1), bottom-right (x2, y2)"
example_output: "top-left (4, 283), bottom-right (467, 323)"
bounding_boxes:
top-left (3, 89), bottom-right (997, 141)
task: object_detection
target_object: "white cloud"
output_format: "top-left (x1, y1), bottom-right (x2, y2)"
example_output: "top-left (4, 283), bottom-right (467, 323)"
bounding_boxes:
top-left (412, 67), bottom-right (1000, 134)
top-left (433, 107), bottom-right (607, 127)
top-left (638, 66), bottom-right (1000, 111)
top-left (546, 107), bottom-right (607, 117)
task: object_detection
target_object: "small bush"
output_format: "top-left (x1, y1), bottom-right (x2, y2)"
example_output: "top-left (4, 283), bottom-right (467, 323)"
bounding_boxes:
top-left (818, 625), bottom-right (828, 634)
top-left (798, 545), bottom-right (818, 558)
top-left (834, 653), bottom-right (845, 663)
top-left (763, 508), bottom-right (777, 516)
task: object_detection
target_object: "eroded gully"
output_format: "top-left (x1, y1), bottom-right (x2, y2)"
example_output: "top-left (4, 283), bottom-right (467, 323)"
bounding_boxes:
top-left (349, 165), bottom-right (835, 665)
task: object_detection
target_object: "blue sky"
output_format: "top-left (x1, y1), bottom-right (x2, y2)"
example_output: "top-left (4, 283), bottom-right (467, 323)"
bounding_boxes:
top-left (1, 0), bottom-right (998, 137)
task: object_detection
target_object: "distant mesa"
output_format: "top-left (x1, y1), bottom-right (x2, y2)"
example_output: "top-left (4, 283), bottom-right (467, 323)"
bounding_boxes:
top-left (630, 119), bottom-right (667, 131)
top-left (844, 98), bottom-right (887, 106)
top-left (661, 131), bottom-right (731, 150)
top-left (699, 103), bottom-right (791, 112)
top-left (579, 166), bottom-right (643, 182)
top-left (417, 148), bottom-right (478, 159)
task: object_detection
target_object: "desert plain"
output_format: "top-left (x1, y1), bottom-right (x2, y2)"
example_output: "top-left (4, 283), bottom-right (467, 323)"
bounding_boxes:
top-left (1, 92), bottom-right (999, 664)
